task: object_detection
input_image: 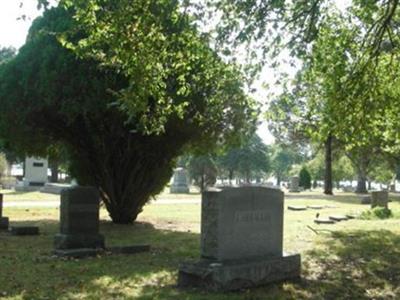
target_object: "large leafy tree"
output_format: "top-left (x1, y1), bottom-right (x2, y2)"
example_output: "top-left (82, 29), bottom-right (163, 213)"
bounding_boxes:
top-left (269, 144), bottom-right (302, 186)
top-left (0, 47), bottom-right (16, 65)
top-left (218, 134), bottom-right (270, 183)
top-left (0, 5), bottom-right (257, 223)
top-left (187, 154), bottom-right (218, 192)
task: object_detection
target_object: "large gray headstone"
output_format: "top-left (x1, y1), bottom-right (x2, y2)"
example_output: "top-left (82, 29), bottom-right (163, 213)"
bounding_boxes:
top-left (371, 191), bottom-right (389, 208)
top-left (54, 186), bottom-right (104, 250)
top-left (170, 167), bottom-right (190, 193)
top-left (289, 176), bottom-right (300, 192)
top-left (0, 194), bottom-right (9, 230)
top-left (201, 187), bottom-right (283, 261)
top-left (179, 186), bottom-right (301, 291)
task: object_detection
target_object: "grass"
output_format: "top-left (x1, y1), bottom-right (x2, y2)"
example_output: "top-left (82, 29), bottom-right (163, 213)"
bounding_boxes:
top-left (0, 190), bottom-right (400, 299)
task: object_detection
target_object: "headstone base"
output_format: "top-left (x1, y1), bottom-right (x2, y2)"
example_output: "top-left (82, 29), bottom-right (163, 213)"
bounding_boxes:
top-left (108, 245), bottom-right (150, 255)
top-left (10, 226), bottom-right (39, 235)
top-left (178, 253), bottom-right (301, 291)
top-left (54, 233), bottom-right (105, 250)
top-left (0, 217), bottom-right (9, 230)
top-left (54, 248), bottom-right (104, 258)
top-left (170, 186), bottom-right (190, 193)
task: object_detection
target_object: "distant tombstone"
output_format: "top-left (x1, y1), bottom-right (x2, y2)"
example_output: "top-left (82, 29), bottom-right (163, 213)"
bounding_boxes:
top-left (360, 195), bottom-right (371, 204)
top-left (23, 157), bottom-right (48, 187)
top-left (342, 186), bottom-right (355, 193)
top-left (371, 191), bottom-right (389, 209)
top-left (170, 168), bottom-right (190, 193)
top-left (178, 186), bottom-right (301, 291)
top-left (54, 186), bottom-right (105, 251)
top-left (0, 194), bottom-right (9, 230)
top-left (289, 176), bottom-right (300, 192)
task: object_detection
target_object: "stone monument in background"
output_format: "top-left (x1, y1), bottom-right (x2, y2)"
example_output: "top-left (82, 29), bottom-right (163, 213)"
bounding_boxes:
top-left (178, 186), bottom-right (301, 291)
top-left (289, 176), bottom-right (300, 192)
top-left (371, 191), bottom-right (389, 208)
top-left (170, 167), bottom-right (190, 193)
top-left (54, 186), bottom-right (105, 253)
top-left (0, 194), bottom-right (9, 230)
top-left (16, 157), bottom-right (48, 191)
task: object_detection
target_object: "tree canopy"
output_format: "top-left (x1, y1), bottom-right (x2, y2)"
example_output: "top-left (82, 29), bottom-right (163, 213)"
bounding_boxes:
top-left (0, 5), bottom-right (257, 223)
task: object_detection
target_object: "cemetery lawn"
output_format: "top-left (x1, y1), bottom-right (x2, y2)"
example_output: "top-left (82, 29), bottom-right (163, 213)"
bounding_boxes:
top-left (0, 191), bottom-right (400, 299)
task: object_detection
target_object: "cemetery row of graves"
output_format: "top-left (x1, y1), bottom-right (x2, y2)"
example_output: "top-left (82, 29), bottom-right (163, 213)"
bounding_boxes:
top-left (1, 181), bottom-right (400, 299)
top-left (1, 1), bottom-right (400, 299)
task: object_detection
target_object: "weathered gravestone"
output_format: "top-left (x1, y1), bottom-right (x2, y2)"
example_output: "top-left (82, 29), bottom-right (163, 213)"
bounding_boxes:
top-left (371, 191), bottom-right (389, 209)
top-left (360, 195), bottom-right (371, 204)
top-left (54, 186), bottom-right (105, 252)
top-left (170, 167), bottom-right (190, 193)
top-left (178, 186), bottom-right (301, 291)
top-left (289, 176), bottom-right (300, 192)
top-left (0, 194), bottom-right (9, 230)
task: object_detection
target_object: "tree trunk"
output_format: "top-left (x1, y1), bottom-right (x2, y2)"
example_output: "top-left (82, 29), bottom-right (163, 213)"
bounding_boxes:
top-left (324, 134), bottom-right (333, 195)
top-left (276, 173), bottom-right (281, 186)
top-left (200, 173), bottom-right (205, 192)
top-left (68, 130), bottom-right (187, 224)
top-left (50, 161), bottom-right (59, 183)
top-left (355, 155), bottom-right (368, 194)
top-left (368, 180), bottom-right (372, 191)
top-left (229, 170), bottom-right (234, 185)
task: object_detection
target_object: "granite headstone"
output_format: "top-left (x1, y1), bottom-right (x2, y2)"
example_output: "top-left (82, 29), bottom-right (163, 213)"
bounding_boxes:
top-left (289, 176), bottom-right (300, 192)
top-left (371, 191), bottom-right (389, 208)
top-left (54, 186), bottom-right (105, 251)
top-left (178, 186), bottom-right (301, 291)
top-left (170, 168), bottom-right (190, 193)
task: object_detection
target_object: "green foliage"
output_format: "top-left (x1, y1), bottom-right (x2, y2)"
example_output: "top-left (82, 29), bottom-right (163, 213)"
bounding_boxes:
top-left (360, 207), bottom-right (393, 220)
top-left (332, 155), bottom-right (355, 183)
top-left (369, 158), bottom-right (396, 185)
top-left (187, 154), bottom-right (217, 191)
top-left (299, 166), bottom-right (312, 189)
top-left (306, 152), bottom-right (325, 181)
top-left (0, 6), bottom-right (256, 223)
top-left (218, 134), bottom-right (270, 183)
top-left (270, 144), bottom-right (302, 185)
top-left (0, 47), bottom-right (16, 65)
top-left (55, 0), bottom-right (259, 138)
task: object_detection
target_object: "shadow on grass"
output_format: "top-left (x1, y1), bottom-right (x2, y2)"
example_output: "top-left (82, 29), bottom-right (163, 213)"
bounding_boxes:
top-left (0, 219), bottom-right (201, 300)
top-left (285, 193), bottom-right (363, 205)
top-left (1, 218), bottom-right (399, 299)
top-left (1, 190), bottom-right (37, 196)
top-left (301, 230), bottom-right (400, 300)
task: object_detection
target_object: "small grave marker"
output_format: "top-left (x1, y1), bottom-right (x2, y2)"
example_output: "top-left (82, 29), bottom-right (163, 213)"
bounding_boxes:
top-left (288, 205), bottom-right (307, 211)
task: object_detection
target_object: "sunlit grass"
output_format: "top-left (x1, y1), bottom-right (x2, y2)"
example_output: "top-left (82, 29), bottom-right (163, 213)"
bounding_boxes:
top-left (0, 191), bottom-right (399, 299)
